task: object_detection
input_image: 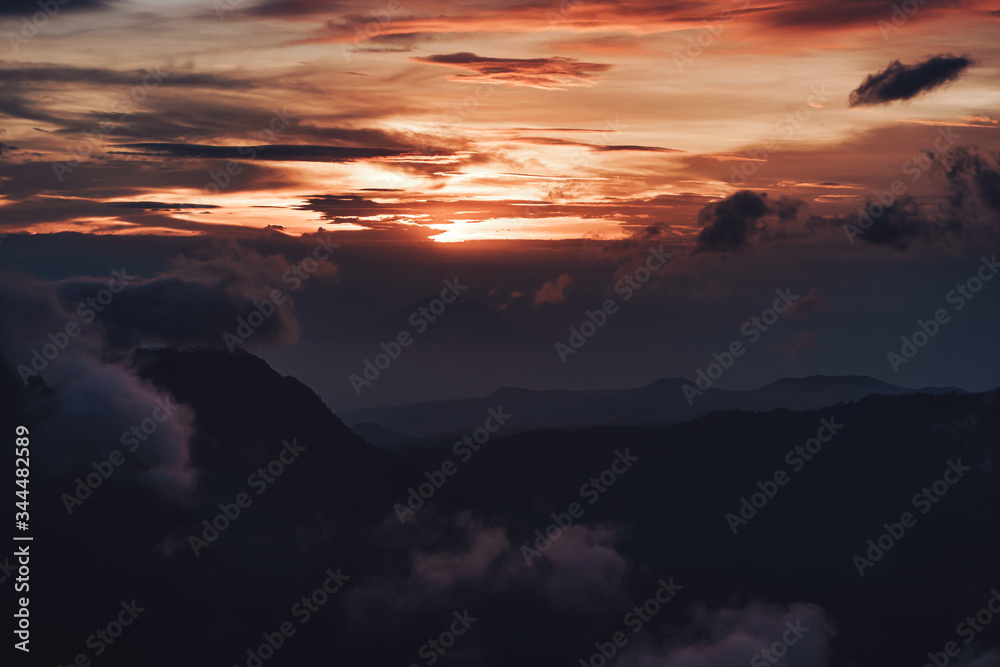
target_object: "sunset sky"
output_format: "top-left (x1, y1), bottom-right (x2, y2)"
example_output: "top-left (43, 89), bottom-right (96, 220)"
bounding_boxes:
top-left (2, 0), bottom-right (1000, 408)
top-left (7, 7), bottom-right (1000, 666)
top-left (2, 0), bottom-right (998, 243)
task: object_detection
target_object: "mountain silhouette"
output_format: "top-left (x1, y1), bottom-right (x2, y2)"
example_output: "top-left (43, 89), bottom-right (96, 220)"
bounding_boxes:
top-left (341, 373), bottom-right (969, 441)
top-left (11, 350), bottom-right (998, 666)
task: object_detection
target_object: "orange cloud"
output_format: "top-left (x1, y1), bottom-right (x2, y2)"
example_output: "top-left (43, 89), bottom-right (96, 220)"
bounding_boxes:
top-left (411, 53), bottom-right (612, 89)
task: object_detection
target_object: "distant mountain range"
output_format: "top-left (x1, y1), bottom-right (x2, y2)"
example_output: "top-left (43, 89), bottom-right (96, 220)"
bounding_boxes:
top-left (344, 374), bottom-right (969, 445)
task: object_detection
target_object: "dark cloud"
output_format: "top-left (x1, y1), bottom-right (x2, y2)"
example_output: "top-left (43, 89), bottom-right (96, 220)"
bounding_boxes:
top-left (850, 195), bottom-right (962, 251)
top-left (243, 0), bottom-right (349, 17)
top-left (0, 94), bottom-right (64, 125)
top-left (294, 192), bottom-right (717, 240)
top-left (44, 238), bottom-right (335, 350)
top-left (849, 54), bottom-right (973, 107)
top-left (114, 143), bottom-right (413, 162)
top-left (0, 274), bottom-right (195, 493)
top-left (596, 144), bottom-right (682, 153)
top-left (107, 202), bottom-right (219, 211)
top-left (55, 275), bottom-right (296, 351)
top-left (765, 0), bottom-right (926, 27)
top-left (348, 32), bottom-right (425, 53)
top-left (943, 146), bottom-right (1000, 221)
top-left (411, 52), bottom-right (612, 89)
top-left (508, 137), bottom-right (680, 153)
top-left (0, 63), bottom-right (254, 89)
top-left (0, 0), bottom-right (106, 14)
top-left (694, 190), bottom-right (778, 252)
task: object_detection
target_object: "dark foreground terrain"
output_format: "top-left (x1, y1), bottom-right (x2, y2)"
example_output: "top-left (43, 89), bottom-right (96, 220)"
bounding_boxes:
top-left (4, 349), bottom-right (997, 666)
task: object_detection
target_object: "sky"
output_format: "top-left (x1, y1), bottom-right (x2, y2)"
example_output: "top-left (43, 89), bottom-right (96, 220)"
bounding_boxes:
top-left (5, 7), bottom-right (1000, 665)
top-left (1, 0), bottom-right (999, 407)
top-left (1, 0), bottom-right (997, 240)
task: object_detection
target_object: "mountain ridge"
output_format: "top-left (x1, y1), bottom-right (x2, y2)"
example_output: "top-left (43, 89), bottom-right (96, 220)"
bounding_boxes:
top-left (342, 373), bottom-right (971, 442)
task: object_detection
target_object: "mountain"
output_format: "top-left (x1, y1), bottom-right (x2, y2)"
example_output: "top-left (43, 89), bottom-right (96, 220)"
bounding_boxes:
top-left (340, 374), bottom-right (968, 442)
top-left (751, 374), bottom-right (964, 406)
top-left (14, 350), bottom-right (999, 666)
top-left (22, 348), bottom-right (512, 666)
top-left (392, 389), bottom-right (1000, 666)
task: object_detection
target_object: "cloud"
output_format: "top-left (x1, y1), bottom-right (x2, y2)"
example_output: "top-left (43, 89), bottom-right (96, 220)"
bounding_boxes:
top-left (534, 273), bottom-right (573, 305)
top-left (345, 510), bottom-right (629, 622)
top-left (0, 62), bottom-right (254, 89)
top-left (955, 648), bottom-right (1000, 667)
top-left (943, 147), bottom-right (1000, 222)
top-left (694, 191), bottom-right (820, 252)
top-left (694, 191), bottom-right (772, 252)
top-left (850, 195), bottom-right (962, 251)
top-left (762, 0), bottom-right (955, 28)
top-left (237, 0), bottom-right (970, 42)
top-left (619, 600), bottom-right (837, 667)
top-left (411, 52), bottom-right (612, 89)
top-left (530, 525), bottom-right (628, 611)
top-left (115, 143), bottom-right (411, 163)
top-left (0, 0), bottom-right (106, 14)
top-left (56, 274), bottom-right (300, 351)
top-left (107, 202), bottom-right (219, 211)
top-left (788, 287), bottom-right (832, 318)
top-left (507, 137), bottom-right (681, 153)
top-left (849, 54), bottom-right (974, 107)
top-left (596, 145), bottom-right (682, 153)
top-left (0, 275), bottom-right (196, 497)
